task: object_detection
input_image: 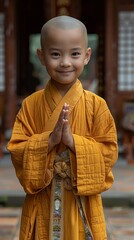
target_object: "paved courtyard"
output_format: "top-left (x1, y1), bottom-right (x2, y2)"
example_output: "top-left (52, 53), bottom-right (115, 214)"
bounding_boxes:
top-left (0, 154), bottom-right (134, 239)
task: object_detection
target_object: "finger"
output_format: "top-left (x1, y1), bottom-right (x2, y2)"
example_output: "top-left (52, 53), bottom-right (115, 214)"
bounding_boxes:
top-left (63, 103), bottom-right (69, 111)
top-left (64, 109), bottom-right (69, 120)
top-left (63, 118), bottom-right (68, 124)
top-left (55, 110), bottom-right (64, 131)
top-left (58, 107), bottom-right (65, 121)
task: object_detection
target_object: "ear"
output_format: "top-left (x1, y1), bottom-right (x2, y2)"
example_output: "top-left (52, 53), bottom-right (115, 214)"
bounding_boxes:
top-left (84, 48), bottom-right (92, 65)
top-left (37, 48), bottom-right (45, 66)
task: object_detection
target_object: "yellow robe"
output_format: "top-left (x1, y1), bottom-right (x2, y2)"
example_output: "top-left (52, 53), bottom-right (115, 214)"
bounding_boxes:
top-left (7, 79), bottom-right (118, 240)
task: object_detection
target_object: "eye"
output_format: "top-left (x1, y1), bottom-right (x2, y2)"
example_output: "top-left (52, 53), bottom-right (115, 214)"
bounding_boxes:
top-left (50, 52), bottom-right (60, 58)
top-left (72, 51), bottom-right (81, 57)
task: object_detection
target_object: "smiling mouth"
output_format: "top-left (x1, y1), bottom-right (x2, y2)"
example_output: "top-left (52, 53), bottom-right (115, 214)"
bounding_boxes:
top-left (58, 70), bottom-right (74, 73)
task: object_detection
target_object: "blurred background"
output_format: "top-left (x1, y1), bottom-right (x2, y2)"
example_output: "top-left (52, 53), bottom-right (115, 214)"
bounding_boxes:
top-left (0, 0), bottom-right (134, 239)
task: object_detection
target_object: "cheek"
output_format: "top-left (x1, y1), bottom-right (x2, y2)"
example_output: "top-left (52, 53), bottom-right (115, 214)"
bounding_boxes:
top-left (45, 61), bottom-right (57, 76)
top-left (75, 60), bottom-right (85, 69)
top-left (45, 58), bottom-right (58, 68)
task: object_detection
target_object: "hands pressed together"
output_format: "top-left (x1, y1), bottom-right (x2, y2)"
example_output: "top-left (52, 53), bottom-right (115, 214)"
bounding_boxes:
top-left (48, 103), bottom-right (75, 152)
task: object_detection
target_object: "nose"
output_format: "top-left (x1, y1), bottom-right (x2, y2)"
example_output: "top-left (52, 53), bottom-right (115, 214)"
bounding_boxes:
top-left (60, 56), bottom-right (71, 67)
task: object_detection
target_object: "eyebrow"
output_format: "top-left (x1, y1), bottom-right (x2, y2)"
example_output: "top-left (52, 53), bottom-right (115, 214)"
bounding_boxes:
top-left (49, 47), bottom-right (82, 51)
top-left (71, 48), bottom-right (82, 51)
top-left (49, 48), bottom-right (60, 51)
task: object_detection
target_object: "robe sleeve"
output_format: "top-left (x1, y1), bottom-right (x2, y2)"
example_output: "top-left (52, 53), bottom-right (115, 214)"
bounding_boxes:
top-left (70, 98), bottom-right (118, 196)
top-left (7, 99), bottom-right (55, 194)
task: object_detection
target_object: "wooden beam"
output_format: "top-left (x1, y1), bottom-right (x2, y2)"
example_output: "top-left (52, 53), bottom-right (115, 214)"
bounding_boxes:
top-left (4, 0), bottom-right (17, 132)
top-left (105, 0), bottom-right (118, 120)
top-left (44, 0), bottom-right (81, 19)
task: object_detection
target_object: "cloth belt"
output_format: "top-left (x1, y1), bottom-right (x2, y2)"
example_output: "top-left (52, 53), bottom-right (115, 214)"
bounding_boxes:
top-left (49, 149), bottom-right (93, 240)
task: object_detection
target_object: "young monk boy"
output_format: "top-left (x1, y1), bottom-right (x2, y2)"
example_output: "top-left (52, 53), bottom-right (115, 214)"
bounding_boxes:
top-left (7, 16), bottom-right (118, 240)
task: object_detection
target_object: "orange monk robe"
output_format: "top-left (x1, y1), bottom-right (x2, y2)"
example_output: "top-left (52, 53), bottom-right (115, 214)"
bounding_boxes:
top-left (7, 79), bottom-right (118, 240)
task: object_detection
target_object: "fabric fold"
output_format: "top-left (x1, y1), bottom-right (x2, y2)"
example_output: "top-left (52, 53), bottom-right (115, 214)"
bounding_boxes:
top-left (44, 79), bottom-right (83, 131)
top-left (7, 78), bottom-right (118, 239)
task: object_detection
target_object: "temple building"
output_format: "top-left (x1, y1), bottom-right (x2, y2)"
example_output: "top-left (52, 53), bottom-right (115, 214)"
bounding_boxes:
top-left (0, 0), bottom-right (134, 160)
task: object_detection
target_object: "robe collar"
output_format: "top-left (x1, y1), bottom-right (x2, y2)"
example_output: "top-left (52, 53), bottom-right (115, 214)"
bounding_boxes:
top-left (44, 79), bottom-right (83, 131)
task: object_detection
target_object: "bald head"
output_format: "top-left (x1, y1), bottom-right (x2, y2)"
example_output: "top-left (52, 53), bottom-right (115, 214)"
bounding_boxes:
top-left (40, 16), bottom-right (88, 49)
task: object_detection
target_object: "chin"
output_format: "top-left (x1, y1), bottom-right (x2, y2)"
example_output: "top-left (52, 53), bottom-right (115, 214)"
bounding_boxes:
top-left (62, 81), bottom-right (76, 86)
top-left (51, 77), bottom-right (77, 85)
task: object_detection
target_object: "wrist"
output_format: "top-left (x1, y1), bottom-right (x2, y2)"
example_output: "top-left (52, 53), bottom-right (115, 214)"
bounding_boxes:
top-left (68, 137), bottom-right (75, 153)
top-left (48, 135), bottom-right (55, 152)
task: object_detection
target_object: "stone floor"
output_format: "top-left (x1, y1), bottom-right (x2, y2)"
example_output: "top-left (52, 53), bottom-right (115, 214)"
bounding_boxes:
top-left (0, 207), bottom-right (21, 240)
top-left (0, 154), bottom-right (134, 239)
top-left (104, 207), bottom-right (134, 240)
top-left (0, 207), bottom-right (134, 239)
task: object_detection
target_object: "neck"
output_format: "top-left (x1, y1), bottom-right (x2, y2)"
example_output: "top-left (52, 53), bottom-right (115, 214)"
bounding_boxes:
top-left (51, 79), bottom-right (77, 96)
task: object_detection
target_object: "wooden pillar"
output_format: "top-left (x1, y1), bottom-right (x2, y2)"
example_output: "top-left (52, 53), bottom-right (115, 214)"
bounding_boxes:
top-left (105, 0), bottom-right (118, 120)
top-left (4, 0), bottom-right (17, 135)
top-left (0, 2), bottom-right (5, 155)
top-left (45, 0), bottom-right (81, 19)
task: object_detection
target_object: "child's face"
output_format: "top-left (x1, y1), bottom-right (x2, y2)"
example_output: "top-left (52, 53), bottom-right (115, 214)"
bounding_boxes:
top-left (37, 27), bottom-right (91, 86)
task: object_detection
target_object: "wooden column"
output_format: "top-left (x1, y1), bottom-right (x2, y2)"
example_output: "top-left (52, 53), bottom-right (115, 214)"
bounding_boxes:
top-left (4, 0), bottom-right (17, 134)
top-left (105, 0), bottom-right (118, 121)
top-left (45, 0), bottom-right (81, 19)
